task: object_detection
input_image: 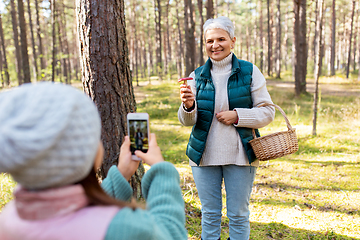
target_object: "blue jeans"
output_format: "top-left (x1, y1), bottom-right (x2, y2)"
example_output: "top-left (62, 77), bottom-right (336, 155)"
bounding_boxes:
top-left (192, 165), bottom-right (256, 240)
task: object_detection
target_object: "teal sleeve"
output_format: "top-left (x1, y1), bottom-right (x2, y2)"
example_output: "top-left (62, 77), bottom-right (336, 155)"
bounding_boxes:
top-left (105, 162), bottom-right (187, 240)
top-left (101, 165), bottom-right (133, 202)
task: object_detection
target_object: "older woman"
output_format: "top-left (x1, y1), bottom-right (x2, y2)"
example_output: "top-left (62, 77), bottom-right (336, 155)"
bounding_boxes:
top-left (178, 16), bottom-right (275, 240)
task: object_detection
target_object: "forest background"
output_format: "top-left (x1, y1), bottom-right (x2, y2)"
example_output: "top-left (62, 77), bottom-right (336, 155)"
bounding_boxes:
top-left (0, 0), bottom-right (359, 239)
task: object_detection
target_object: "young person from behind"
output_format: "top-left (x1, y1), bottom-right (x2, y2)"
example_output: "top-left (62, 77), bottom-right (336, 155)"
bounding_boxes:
top-left (0, 82), bottom-right (187, 240)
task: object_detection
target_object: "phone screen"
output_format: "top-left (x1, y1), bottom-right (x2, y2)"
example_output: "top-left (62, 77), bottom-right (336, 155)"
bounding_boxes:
top-left (128, 119), bottom-right (149, 154)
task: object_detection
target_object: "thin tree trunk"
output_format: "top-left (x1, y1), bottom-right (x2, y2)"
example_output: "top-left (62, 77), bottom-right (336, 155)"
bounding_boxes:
top-left (10, 0), bottom-right (23, 85)
top-left (346, 0), bottom-right (356, 79)
top-left (258, 0), bottom-right (264, 72)
top-left (0, 14), bottom-right (10, 86)
top-left (358, 2), bottom-right (360, 81)
top-left (35, 0), bottom-right (45, 78)
top-left (146, 7), bottom-right (152, 83)
top-left (198, 0), bottom-right (204, 66)
top-left (329, 0), bottom-right (336, 76)
top-left (27, 0), bottom-right (38, 81)
top-left (206, 0), bottom-right (214, 20)
top-left (312, 0), bottom-right (324, 136)
top-left (153, 0), bottom-right (162, 81)
top-left (77, 0), bottom-right (143, 198)
top-left (18, 0), bottom-right (31, 83)
top-left (294, 0), bottom-right (307, 96)
top-left (184, 0), bottom-right (196, 76)
top-left (267, 0), bottom-right (272, 77)
top-left (275, 0), bottom-right (281, 78)
top-left (175, 0), bottom-right (185, 77)
top-left (283, 6), bottom-right (289, 71)
top-left (60, 5), bottom-right (71, 83)
top-left (57, 4), bottom-right (68, 84)
top-left (51, 0), bottom-right (56, 82)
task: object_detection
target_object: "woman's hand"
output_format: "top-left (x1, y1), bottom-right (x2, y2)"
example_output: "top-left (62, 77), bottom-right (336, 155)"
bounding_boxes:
top-left (179, 83), bottom-right (195, 109)
top-left (135, 133), bottom-right (164, 166)
top-left (118, 136), bottom-right (140, 181)
top-left (216, 111), bottom-right (238, 125)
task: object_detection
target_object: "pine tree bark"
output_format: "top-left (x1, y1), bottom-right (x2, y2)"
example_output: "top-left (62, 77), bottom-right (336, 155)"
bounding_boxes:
top-left (346, 0), bottom-right (356, 79)
top-left (175, 0), bottom-right (185, 77)
top-left (153, 0), bottom-right (162, 81)
top-left (275, 0), bottom-right (281, 78)
top-left (146, 7), bottom-right (152, 83)
top-left (184, 0), bottom-right (196, 76)
top-left (206, 0), bottom-right (214, 20)
top-left (26, 0), bottom-right (39, 81)
top-left (51, 0), bottom-right (56, 82)
top-left (293, 0), bottom-right (307, 96)
top-left (198, 0), bottom-right (204, 66)
top-left (267, 0), bottom-right (272, 77)
top-left (329, 0), bottom-right (336, 76)
top-left (258, 0), bottom-right (264, 72)
top-left (35, 0), bottom-right (45, 76)
top-left (312, 0), bottom-right (324, 136)
top-left (10, 0), bottom-right (23, 85)
top-left (76, 0), bottom-right (143, 198)
top-left (0, 14), bottom-right (10, 86)
top-left (18, 0), bottom-right (31, 83)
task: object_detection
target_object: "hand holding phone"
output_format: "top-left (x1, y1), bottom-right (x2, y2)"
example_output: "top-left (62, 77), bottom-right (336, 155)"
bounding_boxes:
top-left (118, 136), bottom-right (140, 181)
top-left (127, 113), bottom-right (150, 160)
top-left (133, 133), bottom-right (164, 166)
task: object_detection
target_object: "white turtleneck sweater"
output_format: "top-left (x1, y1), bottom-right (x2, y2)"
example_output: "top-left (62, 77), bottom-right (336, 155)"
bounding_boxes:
top-left (178, 53), bottom-right (275, 167)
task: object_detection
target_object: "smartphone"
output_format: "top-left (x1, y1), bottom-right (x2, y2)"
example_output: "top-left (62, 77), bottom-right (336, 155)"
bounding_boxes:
top-left (127, 113), bottom-right (150, 160)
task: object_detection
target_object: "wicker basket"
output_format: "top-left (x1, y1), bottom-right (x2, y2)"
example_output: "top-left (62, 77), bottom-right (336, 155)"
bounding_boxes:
top-left (249, 103), bottom-right (298, 161)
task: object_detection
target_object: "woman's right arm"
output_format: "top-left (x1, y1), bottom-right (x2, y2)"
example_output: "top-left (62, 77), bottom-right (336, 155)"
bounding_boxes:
top-left (178, 72), bottom-right (197, 126)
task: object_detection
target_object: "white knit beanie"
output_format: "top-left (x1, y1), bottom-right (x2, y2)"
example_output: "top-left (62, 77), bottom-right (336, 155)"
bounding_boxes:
top-left (0, 82), bottom-right (101, 190)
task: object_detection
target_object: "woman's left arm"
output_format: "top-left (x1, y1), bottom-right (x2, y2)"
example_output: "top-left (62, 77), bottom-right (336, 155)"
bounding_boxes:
top-left (233, 64), bottom-right (275, 129)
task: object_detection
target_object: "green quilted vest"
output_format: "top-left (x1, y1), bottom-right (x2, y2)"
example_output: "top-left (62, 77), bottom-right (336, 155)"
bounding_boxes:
top-left (186, 54), bottom-right (260, 165)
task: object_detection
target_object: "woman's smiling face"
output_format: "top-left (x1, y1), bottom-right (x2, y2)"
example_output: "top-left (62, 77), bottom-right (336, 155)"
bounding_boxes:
top-left (205, 28), bottom-right (236, 61)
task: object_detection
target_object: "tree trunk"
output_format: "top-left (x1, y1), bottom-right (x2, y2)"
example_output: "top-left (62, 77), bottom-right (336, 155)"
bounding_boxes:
top-left (154, 0), bottom-right (162, 81)
top-left (18, 0), bottom-right (31, 83)
top-left (329, 0), bottom-right (336, 76)
top-left (358, 2), bottom-right (360, 81)
top-left (184, 0), bottom-right (196, 76)
top-left (146, 7), bottom-right (152, 83)
top-left (294, 0), bottom-right (307, 96)
top-left (206, 0), bottom-right (214, 20)
top-left (275, 0), bottom-right (281, 78)
top-left (35, 0), bottom-right (45, 78)
top-left (283, 6), bottom-right (289, 71)
top-left (26, 0), bottom-right (39, 81)
top-left (60, 6), bottom-right (72, 84)
top-left (346, 0), bottom-right (356, 79)
top-left (51, 0), bottom-right (56, 82)
top-left (312, 0), bottom-right (324, 136)
top-left (197, 0), bottom-right (204, 66)
top-left (76, 0), bottom-right (143, 198)
top-left (267, 0), bottom-right (272, 77)
top-left (258, 0), bottom-right (264, 72)
top-left (10, 0), bottom-right (23, 85)
top-left (0, 14), bottom-right (10, 86)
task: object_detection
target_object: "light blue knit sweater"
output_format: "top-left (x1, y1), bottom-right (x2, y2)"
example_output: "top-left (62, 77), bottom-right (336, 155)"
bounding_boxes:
top-left (101, 162), bottom-right (187, 240)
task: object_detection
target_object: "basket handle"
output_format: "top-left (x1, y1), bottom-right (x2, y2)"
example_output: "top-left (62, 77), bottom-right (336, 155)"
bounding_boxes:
top-left (252, 103), bottom-right (294, 139)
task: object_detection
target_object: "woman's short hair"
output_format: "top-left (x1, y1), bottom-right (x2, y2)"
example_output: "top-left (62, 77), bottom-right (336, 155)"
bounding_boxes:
top-left (203, 16), bottom-right (235, 40)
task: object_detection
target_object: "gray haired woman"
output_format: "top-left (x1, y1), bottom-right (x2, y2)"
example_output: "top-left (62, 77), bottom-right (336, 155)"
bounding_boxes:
top-left (178, 16), bottom-right (275, 240)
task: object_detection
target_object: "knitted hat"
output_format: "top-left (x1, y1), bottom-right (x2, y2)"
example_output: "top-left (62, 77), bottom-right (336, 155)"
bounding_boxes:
top-left (0, 82), bottom-right (101, 190)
